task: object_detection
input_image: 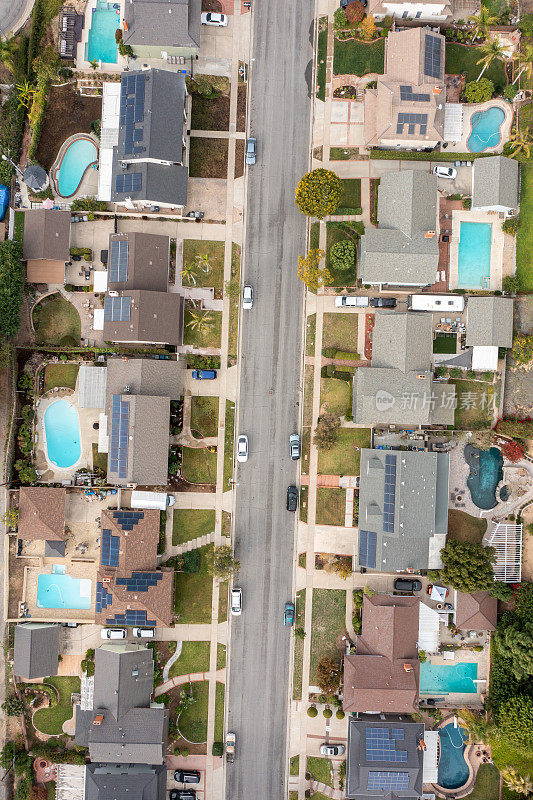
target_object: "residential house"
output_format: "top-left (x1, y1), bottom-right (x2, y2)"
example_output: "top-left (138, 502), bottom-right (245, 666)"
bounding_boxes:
top-left (95, 509), bottom-right (173, 628)
top-left (344, 595), bottom-right (420, 714)
top-left (368, 0), bottom-right (452, 22)
top-left (466, 296), bottom-right (513, 371)
top-left (98, 69), bottom-right (189, 211)
top-left (75, 643), bottom-right (168, 763)
top-left (22, 209), bottom-right (70, 284)
top-left (454, 590), bottom-right (497, 631)
top-left (357, 447), bottom-right (449, 572)
top-left (364, 28), bottom-right (446, 150)
top-left (18, 487), bottom-right (66, 556)
top-left (352, 313), bottom-right (456, 426)
top-left (84, 764), bottom-right (167, 800)
top-left (13, 623), bottom-right (60, 679)
top-left (358, 171), bottom-right (439, 287)
top-left (122, 0), bottom-right (201, 60)
top-left (345, 718), bottom-right (438, 800)
top-left (472, 156), bottom-right (520, 214)
top-left (103, 357), bottom-right (183, 486)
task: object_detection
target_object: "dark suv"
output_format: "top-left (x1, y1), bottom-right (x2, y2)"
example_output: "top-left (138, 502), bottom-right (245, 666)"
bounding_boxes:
top-left (370, 297), bottom-right (397, 308)
top-left (169, 792), bottom-right (196, 800)
top-left (174, 771), bottom-right (200, 784)
top-left (287, 485), bottom-right (298, 512)
top-left (394, 578), bottom-right (422, 593)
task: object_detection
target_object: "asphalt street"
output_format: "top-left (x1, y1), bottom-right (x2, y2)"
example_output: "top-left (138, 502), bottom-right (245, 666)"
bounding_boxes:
top-left (225, 1), bottom-right (314, 798)
top-left (0, 0), bottom-right (33, 37)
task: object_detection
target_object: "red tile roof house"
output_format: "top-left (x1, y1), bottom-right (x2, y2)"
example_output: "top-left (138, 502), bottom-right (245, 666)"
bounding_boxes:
top-left (344, 594), bottom-right (420, 714)
top-left (454, 590), bottom-right (497, 631)
top-left (95, 509), bottom-right (173, 629)
top-left (18, 487), bottom-right (66, 546)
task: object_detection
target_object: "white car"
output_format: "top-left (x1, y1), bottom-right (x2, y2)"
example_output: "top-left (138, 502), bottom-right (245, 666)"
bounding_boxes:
top-left (433, 165), bottom-right (457, 180)
top-left (201, 11), bottom-right (228, 25)
top-left (101, 628), bottom-right (127, 640)
top-left (320, 743), bottom-right (346, 756)
top-left (132, 627), bottom-right (155, 638)
top-left (335, 295), bottom-right (369, 308)
top-left (242, 285), bottom-right (253, 309)
top-left (237, 434), bottom-right (248, 463)
top-left (231, 588), bottom-right (242, 616)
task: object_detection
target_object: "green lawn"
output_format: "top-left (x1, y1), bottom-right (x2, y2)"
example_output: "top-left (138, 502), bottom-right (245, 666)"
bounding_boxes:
top-left (338, 179), bottom-right (361, 213)
top-left (32, 676), bottom-right (81, 736)
top-left (333, 38), bottom-right (385, 77)
top-left (168, 641), bottom-right (211, 678)
top-left (43, 364), bottom-right (79, 392)
top-left (183, 307), bottom-right (222, 349)
top-left (172, 509), bottom-right (216, 546)
top-left (307, 757), bottom-right (334, 788)
top-left (214, 682), bottom-right (225, 742)
top-left (320, 377), bottom-right (352, 418)
top-left (451, 379), bottom-right (493, 430)
top-left (310, 221), bottom-right (320, 250)
top-left (293, 589), bottom-right (306, 701)
top-left (322, 312), bottom-right (359, 355)
top-left (325, 222), bottom-right (360, 286)
top-left (317, 427), bottom-right (370, 476)
top-left (223, 401), bottom-right (235, 487)
top-left (14, 211), bottom-right (24, 243)
top-left (181, 447), bottom-right (218, 485)
top-left (228, 243), bottom-right (241, 364)
top-left (218, 580), bottom-right (228, 622)
top-left (310, 588), bottom-right (346, 681)
top-left (290, 755), bottom-right (300, 776)
top-left (173, 545), bottom-right (214, 624)
top-left (34, 296), bottom-right (81, 346)
top-left (460, 763), bottom-right (500, 800)
top-left (217, 644), bottom-right (226, 670)
top-left (516, 161), bottom-right (533, 291)
top-left (177, 681), bottom-right (209, 742)
top-left (492, 740), bottom-right (533, 793)
top-left (433, 333), bottom-right (457, 354)
top-left (306, 314), bottom-right (316, 356)
top-left (304, 365), bottom-right (314, 427)
top-left (330, 147), bottom-right (359, 160)
top-left (447, 509), bottom-right (487, 545)
top-left (190, 396), bottom-right (219, 439)
top-left (315, 487), bottom-right (346, 526)
top-left (92, 443), bottom-right (107, 472)
top-left (444, 42), bottom-right (507, 88)
top-left (316, 20), bottom-right (327, 101)
top-left (300, 486), bottom-right (309, 522)
top-left (182, 240), bottom-right (225, 292)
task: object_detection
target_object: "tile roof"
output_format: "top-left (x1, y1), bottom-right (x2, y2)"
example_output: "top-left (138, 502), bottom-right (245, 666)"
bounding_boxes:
top-left (18, 487), bottom-right (66, 541)
top-left (102, 289), bottom-right (184, 346)
top-left (13, 623), bottom-right (60, 679)
top-left (107, 232), bottom-right (170, 292)
top-left (455, 590), bottom-right (497, 631)
top-left (22, 210), bottom-right (70, 262)
top-left (472, 156), bottom-right (520, 211)
top-left (466, 296), bottom-right (514, 348)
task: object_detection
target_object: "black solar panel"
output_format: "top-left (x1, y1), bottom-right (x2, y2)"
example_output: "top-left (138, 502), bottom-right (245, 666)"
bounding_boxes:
top-left (115, 172), bottom-right (143, 194)
top-left (399, 85), bottom-right (431, 102)
top-left (104, 296), bottom-right (131, 322)
top-left (383, 454), bottom-right (396, 533)
top-left (109, 395), bottom-right (130, 478)
top-left (424, 34), bottom-right (442, 79)
top-left (108, 239), bottom-right (129, 283)
top-left (359, 530), bottom-right (377, 568)
top-left (366, 727), bottom-right (408, 762)
top-left (367, 772), bottom-right (409, 791)
top-left (101, 529), bottom-right (120, 567)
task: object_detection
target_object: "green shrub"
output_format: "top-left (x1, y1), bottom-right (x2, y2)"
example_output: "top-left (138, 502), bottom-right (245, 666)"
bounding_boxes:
top-left (464, 78), bottom-right (494, 103)
top-left (333, 7), bottom-right (348, 28)
top-left (336, 709), bottom-right (345, 719)
top-left (504, 84), bottom-right (518, 101)
top-left (503, 274), bottom-right (521, 293)
top-left (307, 705), bottom-right (318, 717)
top-left (323, 707), bottom-right (333, 718)
top-left (502, 218), bottom-right (518, 235)
top-left (212, 741), bottom-right (224, 757)
top-left (182, 550), bottom-right (200, 573)
top-left (181, 748), bottom-right (189, 758)
top-left (462, 198), bottom-right (472, 209)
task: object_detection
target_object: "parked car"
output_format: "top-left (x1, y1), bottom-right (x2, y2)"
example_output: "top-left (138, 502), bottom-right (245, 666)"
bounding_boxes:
top-left (394, 578), bottom-right (422, 593)
top-left (289, 433), bottom-right (300, 460)
top-left (169, 792), bottom-right (196, 800)
top-left (320, 744), bottom-right (346, 756)
top-left (433, 165), bottom-right (457, 180)
top-left (245, 137), bottom-right (256, 165)
top-left (192, 369), bottom-right (217, 380)
top-left (237, 434), bottom-right (248, 463)
top-left (242, 284), bottom-right (253, 309)
top-left (132, 627), bottom-right (155, 638)
top-left (100, 628), bottom-right (127, 640)
top-left (283, 601), bottom-right (295, 626)
top-left (370, 297), bottom-right (397, 308)
top-left (286, 485), bottom-right (298, 512)
top-left (174, 771), bottom-right (200, 784)
top-left (200, 11), bottom-right (228, 24)
top-left (231, 587), bottom-right (242, 616)
top-left (226, 732), bottom-right (236, 762)
top-left (335, 295), bottom-right (369, 308)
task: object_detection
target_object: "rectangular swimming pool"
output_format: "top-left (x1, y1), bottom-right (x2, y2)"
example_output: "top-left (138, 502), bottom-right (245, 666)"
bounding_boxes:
top-left (37, 574), bottom-right (92, 610)
top-left (420, 661), bottom-right (478, 694)
top-left (457, 221), bottom-right (492, 289)
top-left (85, 0), bottom-right (119, 64)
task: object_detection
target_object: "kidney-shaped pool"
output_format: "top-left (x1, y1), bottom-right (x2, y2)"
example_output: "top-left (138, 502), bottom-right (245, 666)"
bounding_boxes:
top-left (437, 723), bottom-right (470, 790)
top-left (54, 136), bottom-right (98, 197)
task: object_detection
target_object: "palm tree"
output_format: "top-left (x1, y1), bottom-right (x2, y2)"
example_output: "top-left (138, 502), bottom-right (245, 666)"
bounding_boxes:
top-left (186, 310), bottom-right (214, 336)
top-left (508, 127), bottom-right (533, 160)
top-left (195, 253), bottom-right (211, 274)
top-left (90, 59), bottom-right (98, 71)
top-left (501, 767), bottom-right (533, 796)
top-left (476, 38), bottom-right (507, 81)
top-left (468, 5), bottom-right (498, 41)
top-left (16, 80), bottom-right (34, 110)
top-left (180, 262), bottom-right (197, 286)
top-left (514, 43), bottom-right (533, 84)
top-left (460, 708), bottom-right (497, 745)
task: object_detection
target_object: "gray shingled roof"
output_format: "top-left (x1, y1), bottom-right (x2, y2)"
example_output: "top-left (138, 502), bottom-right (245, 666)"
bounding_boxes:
top-left (85, 764), bottom-right (167, 800)
top-left (472, 156), bottom-right (520, 211)
top-left (103, 290), bottom-right (184, 346)
top-left (111, 161), bottom-right (188, 207)
top-left (107, 233), bottom-right (170, 292)
top-left (371, 313), bottom-right (433, 372)
top-left (466, 296), bottom-right (514, 348)
top-left (22, 210), bottom-right (70, 261)
top-left (105, 357), bottom-right (183, 401)
top-left (378, 171), bottom-right (438, 238)
top-left (13, 623), bottom-right (60, 679)
top-left (123, 0), bottom-right (201, 49)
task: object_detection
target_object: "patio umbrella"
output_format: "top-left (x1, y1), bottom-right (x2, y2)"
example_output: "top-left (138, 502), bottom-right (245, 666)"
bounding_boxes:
top-left (430, 585), bottom-right (447, 602)
top-left (42, 198), bottom-right (54, 209)
top-left (23, 164), bottom-right (49, 193)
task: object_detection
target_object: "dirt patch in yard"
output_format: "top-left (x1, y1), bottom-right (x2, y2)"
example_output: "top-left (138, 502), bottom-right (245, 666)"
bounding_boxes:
top-left (35, 86), bottom-right (102, 171)
top-left (234, 140), bottom-right (244, 179)
top-left (189, 138), bottom-right (228, 178)
top-left (191, 94), bottom-right (230, 131)
top-left (237, 84), bottom-right (246, 132)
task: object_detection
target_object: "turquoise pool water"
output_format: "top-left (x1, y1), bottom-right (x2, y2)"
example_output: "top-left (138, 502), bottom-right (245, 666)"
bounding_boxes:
top-left (44, 400), bottom-right (81, 469)
top-left (438, 724), bottom-right (470, 789)
top-left (467, 106), bottom-right (506, 152)
top-left (457, 221), bottom-right (492, 288)
top-left (37, 574), bottom-right (92, 609)
top-left (56, 138), bottom-right (97, 197)
top-left (466, 444), bottom-right (503, 510)
top-left (85, 0), bottom-right (119, 64)
top-left (420, 662), bottom-right (478, 694)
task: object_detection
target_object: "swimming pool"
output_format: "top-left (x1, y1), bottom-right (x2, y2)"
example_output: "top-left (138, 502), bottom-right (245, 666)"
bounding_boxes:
top-left (44, 400), bottom-right (81, 469)
top-left (55, 137), bottom-right (98, 197)
top-left (438, 724), bottom-right (470, 789)
top-left (467, 106), bottom-right (506, 153)
top-left (37, 574), bottom-right (92, 610)
top-left (465, 444), bottom-right (503, 510)
top-left (85, 0), bottom-right (120, 64)
top-left (420, 662), bottom-right (478, 694)
top-left (457, 222), bottom-right (492, 289)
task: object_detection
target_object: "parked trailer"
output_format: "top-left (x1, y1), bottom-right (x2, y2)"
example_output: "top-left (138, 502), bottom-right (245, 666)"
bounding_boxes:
top-left (130, 491), bottom-right (175, 510)
top-left (407, 294), bottom-right (465, 312)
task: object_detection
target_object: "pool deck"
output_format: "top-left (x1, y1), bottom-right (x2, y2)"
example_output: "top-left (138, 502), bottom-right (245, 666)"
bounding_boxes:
top-left (76, 0), bottom-right (126, 72)
top-left (420, 649), bottom-right (487, 709)
top-left (50, 133), bottom-right (99, 204)
top-left (448, 210), bottom-right (505, 291)
top-left (444, 98), bottom-right (513, 154)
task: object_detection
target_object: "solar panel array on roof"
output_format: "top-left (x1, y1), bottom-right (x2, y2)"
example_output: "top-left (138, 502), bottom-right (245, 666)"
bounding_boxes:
top-left (101, 529), bottom-right (120, 567)
top-left (359, 530), bottom-right (377, 568)
top-left (383, 454), bottom-right (397, 533)
top-left (104, 296), bottom-right (132, 322)
top-left (400, 85), bottom-right (430, 102)
top-left (96, 581), bottom-right (113, 613)
top-left (391, 729), bottom-right (405, 740)
top-left (120, 73), bottom-right (146, 156)
top-left (109, 239), bottom-right (129, 283)
top-left (424, 34), bottom-right (442, 79)
top-left (112, 510), bottom-right (144, 531)
top-left (367, 772), bottom-right (410, 791)
top-left (366, 727), bottom-right (408, 762)
top-left (396, 113), bottom-right (428, 136)
top-left (115, 173), bottom-right (143, 194)
top-left (116, 572), bottom-right (163, 593)
top-left (106, 609), bottom-right (157, 627)
top-left (109, 395), bottom-right (130, 479)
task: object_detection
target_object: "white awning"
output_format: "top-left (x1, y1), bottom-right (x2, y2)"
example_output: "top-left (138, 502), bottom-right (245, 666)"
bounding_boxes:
top-left (472, 345), bottom-right (498, 371)
top-left (444, 103), bottom-right (463, 142)
top-left (78, 363), bottom-right (107, 409)
top-left (93, 270), bottom-right (108, 293)
top-left (93, 307), bottom-right (105, 331)
top-left (430, 585), bottom-right (447, 602)
top-left (422, 731), bottom-right (439, 784)
top-left (418, 602), bottom-right (441, 654)
top-left (484, 521), bottom-right (522, 582)
top-left (98, 412), bottom-right (108, 453)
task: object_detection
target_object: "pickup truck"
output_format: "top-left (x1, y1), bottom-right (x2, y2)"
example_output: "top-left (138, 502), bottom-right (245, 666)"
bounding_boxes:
top-left (335, 295), bottom-right (369, 308)
top-left (226, 732), bottom-right (236, 763)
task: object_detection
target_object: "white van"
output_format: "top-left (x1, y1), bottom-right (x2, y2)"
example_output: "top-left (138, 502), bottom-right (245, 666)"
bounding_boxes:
top-left (335, 295), bottom-right (369, 308)
top-left (130, 491), bottom-right (175, 511)
top-left (133, 627), bottom-right (155, 638)
top-left (101, 628), bottom-right (127, 640)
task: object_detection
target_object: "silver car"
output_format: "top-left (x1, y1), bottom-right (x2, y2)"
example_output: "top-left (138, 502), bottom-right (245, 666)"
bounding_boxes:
top-left (320, 743), bottom-right (346, 756)
top-left (237, 434), bottom-right (248, 463)
top-left (290, 433), bottom-right (300, 460)
top-left (245, 137), bottom-right (256, 165)
top-left (242, 284), bottom-right (253, 309)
